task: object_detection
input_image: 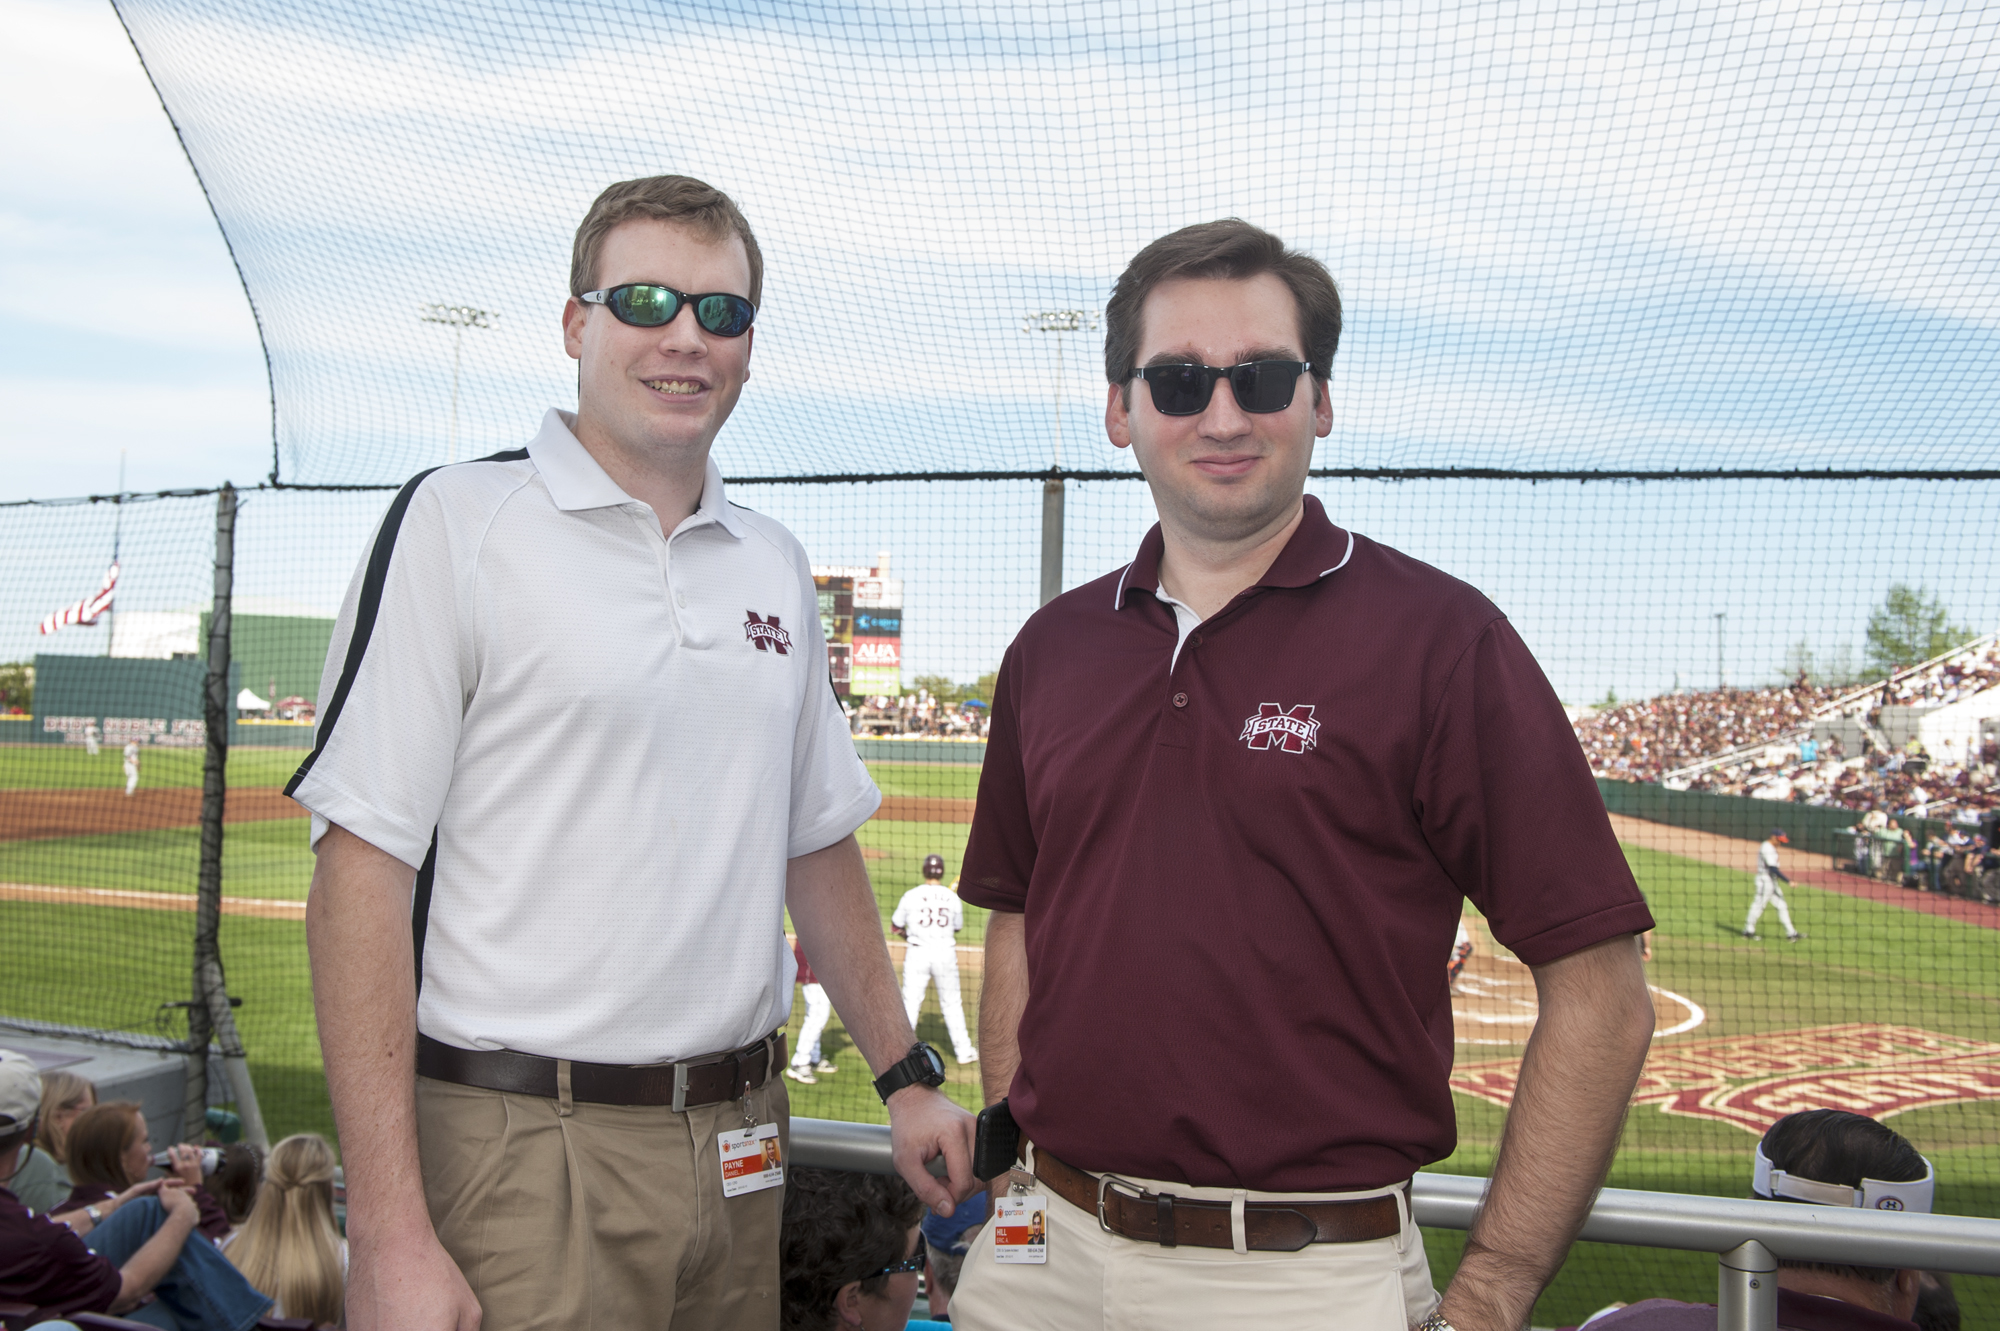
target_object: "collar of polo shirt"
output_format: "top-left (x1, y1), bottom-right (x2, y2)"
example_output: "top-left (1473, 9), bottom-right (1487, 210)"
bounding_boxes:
top-left (1111, 493), bottom-right (1356, 611)
top-left (530, 408), bottom-right (748, 539)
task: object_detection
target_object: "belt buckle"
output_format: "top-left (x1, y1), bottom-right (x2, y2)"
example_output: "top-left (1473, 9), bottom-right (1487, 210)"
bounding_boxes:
top-left (1095, 1171), bottom-right (1144, 1236)
top-left (671, 1062), bottom-right (689, 1114)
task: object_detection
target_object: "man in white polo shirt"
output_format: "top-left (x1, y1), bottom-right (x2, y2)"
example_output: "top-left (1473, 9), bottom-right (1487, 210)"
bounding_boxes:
top-left (294, 175), bottom-right (974, 1331)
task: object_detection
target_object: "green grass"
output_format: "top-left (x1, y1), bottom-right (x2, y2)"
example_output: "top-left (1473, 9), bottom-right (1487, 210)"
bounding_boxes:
top-left (9, 764), bottom-right (1999, 1322)
top-left (0, 745), bottom-right (306, 790)
top-left (0, 817), bottom-right (315, 898)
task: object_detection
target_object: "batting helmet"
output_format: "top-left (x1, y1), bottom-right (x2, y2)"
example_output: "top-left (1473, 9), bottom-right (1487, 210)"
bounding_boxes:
top-left (922, 854), bottom-right (946, 879)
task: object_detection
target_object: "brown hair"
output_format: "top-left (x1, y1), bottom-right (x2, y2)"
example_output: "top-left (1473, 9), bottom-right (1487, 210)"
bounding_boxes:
top-left (227, 1134), bottom-right (344, 1327)
top-left (780, 1166), bottom-right (924, 1331)
top-left (571, 176), bottom-right (764, 307)
top-left (1103, 219), bottom-right (1341, 400)
top-left (65, 1101), bottom-right (145, 1191)
top-left (33, 1070), bottom-right (95, 1163)
top-left (1762, 1109), bottom-right (1928, 1284)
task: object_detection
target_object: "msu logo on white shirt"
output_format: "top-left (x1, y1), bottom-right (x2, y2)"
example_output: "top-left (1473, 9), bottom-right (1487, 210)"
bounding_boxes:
top-left (744, 612), bottom-right (793, 654)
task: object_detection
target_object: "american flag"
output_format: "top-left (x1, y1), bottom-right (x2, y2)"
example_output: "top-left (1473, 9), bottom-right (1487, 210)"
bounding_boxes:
top-left (39, 562), bottom-right (119, 636)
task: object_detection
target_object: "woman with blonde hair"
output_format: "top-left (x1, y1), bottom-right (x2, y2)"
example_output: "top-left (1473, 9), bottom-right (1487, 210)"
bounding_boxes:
top-left (5, 1069), bottom-right (93, 1212)
top-left (224, 1132), bottom-right (344, 1326)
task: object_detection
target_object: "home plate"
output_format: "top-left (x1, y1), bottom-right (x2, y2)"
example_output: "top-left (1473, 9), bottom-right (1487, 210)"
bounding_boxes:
top-left (1451, 953), bottom-right (1704, 1046)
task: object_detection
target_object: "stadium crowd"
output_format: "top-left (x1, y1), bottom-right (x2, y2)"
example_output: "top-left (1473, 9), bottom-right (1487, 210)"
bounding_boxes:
top-left (1577, 639), bottom-right (2000, 822)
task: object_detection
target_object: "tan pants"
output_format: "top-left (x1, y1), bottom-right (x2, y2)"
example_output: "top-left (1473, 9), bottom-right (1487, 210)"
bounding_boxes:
top-left (416, 1072), bottom-right (788, 1331)
top-left (950, 1150), bottom-right (1438, 1331)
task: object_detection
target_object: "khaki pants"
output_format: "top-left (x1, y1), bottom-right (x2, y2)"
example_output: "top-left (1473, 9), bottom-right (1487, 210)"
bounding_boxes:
top-left (950, 1151), bottom-right (1438, 1331)
top-left (416, 1072), bottom-right (788, 1331)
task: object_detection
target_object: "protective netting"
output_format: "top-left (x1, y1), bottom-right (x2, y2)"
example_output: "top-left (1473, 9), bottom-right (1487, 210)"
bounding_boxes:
top-left (4, 0), bottom-right (2000, 1322)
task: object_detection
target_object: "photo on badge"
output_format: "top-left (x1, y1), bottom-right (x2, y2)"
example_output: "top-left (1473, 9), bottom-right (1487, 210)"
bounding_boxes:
top-left (720, 1121), bottom-right (785, 1197)
top-left (992, 1193), bottom-right (1048, 1264)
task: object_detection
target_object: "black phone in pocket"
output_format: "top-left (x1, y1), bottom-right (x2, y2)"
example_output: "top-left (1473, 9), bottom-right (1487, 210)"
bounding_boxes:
top-left (973, 1097), bottom-right (1020, 1181)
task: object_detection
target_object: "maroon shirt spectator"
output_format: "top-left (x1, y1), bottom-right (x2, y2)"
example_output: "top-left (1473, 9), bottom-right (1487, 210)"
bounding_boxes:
top-left (961, 500), bottom-right (1655, 1191)
top-left (1584, 1287), bottom-right (1918, 1331)
top-left (52, 1178), bottom-right (232, 1243)
top-left (0, 1183), bottom-right (122, 1321)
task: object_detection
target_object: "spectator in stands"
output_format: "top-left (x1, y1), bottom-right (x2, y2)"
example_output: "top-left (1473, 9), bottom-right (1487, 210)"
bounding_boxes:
top-left (57, 1102), bottom-right (230, 1241)
top-left (7, 1068), bottom-right (92, 1214)
top-left (780, 1166), bottom-right (925, 1331)
top-left (224, 1133), bottom-right (345, 1326)
top-left (207, 1143), bottom-right (264, 1239)
top-left (1586, 1109), bottom-right (1935, 1331)
top-left (0, 1049), bottom-right (272, 1329)
top-left (918, 1188), bottom-right (987, 1322)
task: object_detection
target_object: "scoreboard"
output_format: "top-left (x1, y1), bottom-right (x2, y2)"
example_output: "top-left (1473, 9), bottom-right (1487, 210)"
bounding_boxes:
top-left (813, 563), bottom-right (903, 697)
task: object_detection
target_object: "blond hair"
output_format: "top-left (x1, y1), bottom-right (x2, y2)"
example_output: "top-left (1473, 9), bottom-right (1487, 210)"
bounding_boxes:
top-left (33, 1070), bottom-right (94, 1163)
top-left (226, 1134), bottom-right (344, 1327)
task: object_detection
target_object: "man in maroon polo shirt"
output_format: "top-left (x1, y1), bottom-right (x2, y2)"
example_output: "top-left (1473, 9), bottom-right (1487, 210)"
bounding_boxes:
top-left (948, 220), bottom-right (1658, 1331)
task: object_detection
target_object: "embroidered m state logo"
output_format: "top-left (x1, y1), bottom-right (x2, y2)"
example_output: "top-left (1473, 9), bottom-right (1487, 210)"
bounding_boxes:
top-left (1239, 703), bottom-right (1320, 754)
top-left (744, 612), bottom-right (793, 654)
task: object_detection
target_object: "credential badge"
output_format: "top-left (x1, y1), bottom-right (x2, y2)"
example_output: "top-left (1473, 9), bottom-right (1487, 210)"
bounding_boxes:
top-left (1240, 703), bottom-right (1319, 754)
top-left (744, 612), bottom-right (793, 654)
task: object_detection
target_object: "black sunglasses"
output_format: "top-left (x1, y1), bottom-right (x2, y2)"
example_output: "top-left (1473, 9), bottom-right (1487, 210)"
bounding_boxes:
top-left (867, 1232), bottom-right (926, 1280)
top-left (579, 284), bottom-right (756, 337)
top-left (1131, 360), bottom-right (1314, 416)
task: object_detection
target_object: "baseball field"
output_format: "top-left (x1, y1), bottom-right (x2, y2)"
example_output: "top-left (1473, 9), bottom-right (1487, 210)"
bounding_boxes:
top-left (4, 745), bottom-right (1996, 1323)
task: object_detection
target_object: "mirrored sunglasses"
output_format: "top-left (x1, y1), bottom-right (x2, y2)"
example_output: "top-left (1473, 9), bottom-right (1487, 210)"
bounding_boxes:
top-left (579, 283), bottom-right (756, 337)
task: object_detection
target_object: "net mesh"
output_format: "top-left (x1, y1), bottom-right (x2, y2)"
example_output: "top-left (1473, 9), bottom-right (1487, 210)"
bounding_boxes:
top-left (2, 1), bottom-right (1998, 1321)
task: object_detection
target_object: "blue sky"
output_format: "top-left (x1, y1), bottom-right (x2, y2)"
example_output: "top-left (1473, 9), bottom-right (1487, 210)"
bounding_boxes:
top-left (4, 0), bottom-right (1998, 699)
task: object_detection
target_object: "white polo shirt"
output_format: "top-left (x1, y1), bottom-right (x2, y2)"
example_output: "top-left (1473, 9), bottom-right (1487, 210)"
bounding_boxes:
top-left (291, 409), bottom-right (880, 1064)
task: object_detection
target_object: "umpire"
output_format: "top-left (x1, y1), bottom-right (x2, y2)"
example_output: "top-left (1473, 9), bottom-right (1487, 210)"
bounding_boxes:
top-left (297, 176), bottom-right (973, 1331)
top-left (951, 220), bottom-right (1657, 1331)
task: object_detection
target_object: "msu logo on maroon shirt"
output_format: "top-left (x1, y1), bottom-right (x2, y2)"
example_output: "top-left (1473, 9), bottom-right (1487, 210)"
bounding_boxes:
top-left (1240, 703), bottom-right (1319, 754)
top-left (744, 612), bottom-right (793, 654)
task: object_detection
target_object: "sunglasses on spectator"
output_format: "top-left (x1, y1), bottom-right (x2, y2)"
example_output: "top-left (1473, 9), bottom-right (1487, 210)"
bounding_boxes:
top-left (867, 1233), bottom-right (926, 1279)
top-left (1130, 360), bottom-right (1313, 416)
top-left (578, 284), bottom-right (756, 337)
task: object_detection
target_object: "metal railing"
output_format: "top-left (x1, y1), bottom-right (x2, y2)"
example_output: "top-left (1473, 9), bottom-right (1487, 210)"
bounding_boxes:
top-left (792, 1118), bottom-right (2000, 1331)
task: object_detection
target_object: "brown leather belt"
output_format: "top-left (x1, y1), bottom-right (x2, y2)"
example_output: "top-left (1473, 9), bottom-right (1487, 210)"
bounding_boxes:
top-left (416, 1031), bottom-right (785, 1112)
top-left (1031, 1148), bottom-right (1405, 1252)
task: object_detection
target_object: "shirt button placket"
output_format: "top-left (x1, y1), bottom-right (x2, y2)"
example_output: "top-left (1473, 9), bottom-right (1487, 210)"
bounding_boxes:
top-left (1172, 691), bottom-right (1189, 709)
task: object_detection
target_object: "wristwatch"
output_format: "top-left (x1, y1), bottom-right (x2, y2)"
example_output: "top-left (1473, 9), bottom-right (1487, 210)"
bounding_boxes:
top-left (873, 1042), bottom-right (947, 1103)
top-left (84, 1205), bottom-right (104, 1224)
top-left (1414, 1311), bottom-right (1458, 1331)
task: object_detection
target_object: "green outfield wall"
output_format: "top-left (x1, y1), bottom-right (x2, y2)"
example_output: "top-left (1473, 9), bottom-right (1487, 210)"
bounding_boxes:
top-left (1596, 779), bottom-right (1949, 861)
top-left (25, 654), bottom-right (311, 750)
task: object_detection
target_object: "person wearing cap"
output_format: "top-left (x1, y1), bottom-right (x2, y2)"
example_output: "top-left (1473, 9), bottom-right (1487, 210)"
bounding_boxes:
top-left (1746, 828), bottom-right (1806, 941)
top-left (0, 1049), bottom-right (273, 1329)
top-left (786, 939), bottom-right (840, 1084)
top-left (891, 855), bottom-right (978, 1066)
top-left (1586, 1109), bottom-right (1935, 1331)
top-left (919, 1187), bottom-right (989, 1321)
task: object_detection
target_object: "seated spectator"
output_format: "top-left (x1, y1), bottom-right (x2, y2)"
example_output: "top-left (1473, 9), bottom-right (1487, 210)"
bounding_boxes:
top-left (0, 1049), bottom-right (272, 1330)
top-left (6, 1068), bottom-right (93, 1215)
top-left (781, 1165), bottom-right (926, 1331)
top-left (223, 1133), bottom-right (344, 1326)
top-left (1587, 1108), bottom-right (1934, 1331)
top-left (206, 1142), bottom-right (264, 1240)
top-left (918, 1187), bottom-right (988, 1322)
top-left (57, 1102), bottom-right (230, 1242)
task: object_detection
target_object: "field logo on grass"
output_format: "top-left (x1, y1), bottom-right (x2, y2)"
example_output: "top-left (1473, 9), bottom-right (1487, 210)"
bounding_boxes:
top-left (1451, 1024), bottom-right (2000, 1134)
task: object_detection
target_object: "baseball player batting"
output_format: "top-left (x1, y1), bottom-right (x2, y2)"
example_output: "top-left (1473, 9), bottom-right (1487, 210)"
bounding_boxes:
top-left (891, 854), bottom-right (978, 1064)
top-left (1745, 827), bottom-right (1805, 941)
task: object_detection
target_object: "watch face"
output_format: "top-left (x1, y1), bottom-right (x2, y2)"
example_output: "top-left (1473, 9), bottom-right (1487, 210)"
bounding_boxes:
top-left (919, 1044), bottom-right (946, 1082)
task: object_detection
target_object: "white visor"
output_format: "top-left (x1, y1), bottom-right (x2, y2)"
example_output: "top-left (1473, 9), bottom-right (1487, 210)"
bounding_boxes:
top-left (1753, 1142), bottom-right (1935, 1213)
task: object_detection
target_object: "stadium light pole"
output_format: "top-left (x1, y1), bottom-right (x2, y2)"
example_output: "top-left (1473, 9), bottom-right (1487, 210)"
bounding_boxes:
top-left (420, 303), bottom-right (499, 464)
top-left (1713, 611), bottom-right (1727, 690)
top-left (1021, 308), bottom-right (1100, 605)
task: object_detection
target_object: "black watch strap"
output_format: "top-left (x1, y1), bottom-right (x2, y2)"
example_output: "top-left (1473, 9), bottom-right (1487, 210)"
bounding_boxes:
top-left (873, 1042), bottom-right (946, 1102)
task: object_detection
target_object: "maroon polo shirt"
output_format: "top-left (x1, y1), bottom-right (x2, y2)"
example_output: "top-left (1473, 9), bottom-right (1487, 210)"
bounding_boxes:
top-left (960, 496), bottom-right (1653, 1192)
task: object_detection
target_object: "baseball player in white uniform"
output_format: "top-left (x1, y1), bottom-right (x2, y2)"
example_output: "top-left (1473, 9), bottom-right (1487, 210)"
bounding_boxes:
top-left (1745, 828), bottom-right (1805, 941)
top-left (892, 855), bottom-right (977, 1064)
top-left (786, 940), bottom-right (840, 1084)
top-left (122, 739), bottom-right (140, 797)
top-left (84, 721), bottom-right (100, 757)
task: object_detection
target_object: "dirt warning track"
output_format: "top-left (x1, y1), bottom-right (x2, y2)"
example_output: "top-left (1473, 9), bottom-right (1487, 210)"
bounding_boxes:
top-left (0, 787), bottom-right (305, 841)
